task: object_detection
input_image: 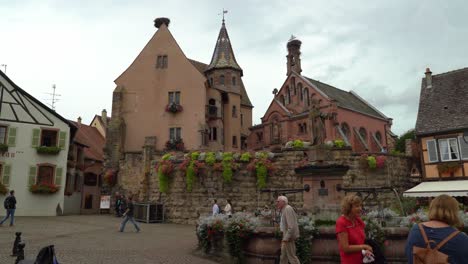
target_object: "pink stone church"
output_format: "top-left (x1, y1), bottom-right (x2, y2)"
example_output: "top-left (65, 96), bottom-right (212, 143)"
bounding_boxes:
top-left (248, 37), bottom-right (394, 152)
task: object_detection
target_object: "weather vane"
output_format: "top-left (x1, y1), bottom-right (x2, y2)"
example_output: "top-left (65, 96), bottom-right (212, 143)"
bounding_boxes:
top-left (219, 8), bottom-right (228, 23)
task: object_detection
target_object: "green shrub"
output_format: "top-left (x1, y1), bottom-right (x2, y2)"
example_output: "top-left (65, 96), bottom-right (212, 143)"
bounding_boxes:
top-left (222, 152), bottom-right (234, 183)
top-left (191, 151), bottom-right (200, 161)
top-left (333, 140), bottom-right (346, 148)
top-left (367, 156), bottom-right (377, 169)
top-left (240, 152), bottom-right (251, 162)
top-left (205, 152), bottom-right (216, 166)
top-left (186, 161), bottom-right (196, 192)
top-left (0, 143), bottom-right (8, 153)
top-left (315, 219), bottom-right (336, 226)
top-left (292, 139), bottom-right (304, 149)
top-left (256, 162), bottom-right (268, 188)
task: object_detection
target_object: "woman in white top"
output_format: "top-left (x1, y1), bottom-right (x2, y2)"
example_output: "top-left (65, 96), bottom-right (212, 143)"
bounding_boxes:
top-left (224, 199), bottom-right (232, 217)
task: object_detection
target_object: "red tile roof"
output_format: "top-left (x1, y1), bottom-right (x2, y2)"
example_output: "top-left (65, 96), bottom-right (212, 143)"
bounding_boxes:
top-left (70, 121), bottom-right (106, 161)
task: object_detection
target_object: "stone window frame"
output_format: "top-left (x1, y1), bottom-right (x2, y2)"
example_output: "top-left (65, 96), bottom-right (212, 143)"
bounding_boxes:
top-left (359, 127), bottom-right (367, 142)
top-left (232, 76), bottom-right (236, 86)
top-left (209, 127), bottom-right (217, 141)
top-left (375, 131), bottom-right (382, 143)
top-left (169, 127), bottom-right (182, 141)
top-left (298, 83), bottom-right (303, 101)
top-left (303, 88), bottom-right (310, 106)
top-left (220, 75), bottom-right (225, 85)
top-left (341, 122), bottom-right (351, 139)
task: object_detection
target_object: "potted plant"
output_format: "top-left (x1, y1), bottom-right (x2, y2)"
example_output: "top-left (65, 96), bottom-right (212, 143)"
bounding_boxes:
top-left (165, 102), bottom-right (183, 113)
top-left (36, 146), bottom-right (61, 155)
top-left (437, 162), bottom-right (460, 174)
top-left (156, 155), bottom-right (174, 193)
top-left (29, 183), bottom-right (60, 194)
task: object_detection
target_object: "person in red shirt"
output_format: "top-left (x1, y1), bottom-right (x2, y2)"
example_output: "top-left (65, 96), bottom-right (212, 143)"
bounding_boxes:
top-left (335, 195), bottom-right (373, 264)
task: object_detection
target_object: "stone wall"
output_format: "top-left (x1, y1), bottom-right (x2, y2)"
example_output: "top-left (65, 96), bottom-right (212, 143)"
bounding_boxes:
top-left (115, 148), bottom-right (413, 224)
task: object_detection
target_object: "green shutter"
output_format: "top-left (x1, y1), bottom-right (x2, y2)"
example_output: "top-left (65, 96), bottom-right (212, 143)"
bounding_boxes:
top-left (28, 166), bottom-right (37, 186)
top-left (7, 127), bottom-right (17, 147)
top-left (55, 167), bottom-right (63, 185)
top-left (2, 164), bottom-right (11, 186)
top-left (58, 131), bottom-right (67, 149)
top-left (32, 129), bottom-right (40, 147)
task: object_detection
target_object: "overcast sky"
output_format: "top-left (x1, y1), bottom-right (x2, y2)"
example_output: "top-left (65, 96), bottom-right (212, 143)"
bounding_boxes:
top-left (1, 0), bottom-right (467, 136)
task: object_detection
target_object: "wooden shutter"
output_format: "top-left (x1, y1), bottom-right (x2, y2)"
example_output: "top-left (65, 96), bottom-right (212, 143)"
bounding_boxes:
top-left (7, 127), bottom-right (17, 147)
top-left (427, 139), bottom-right (438, 163)
top-left (459, 137), bottom-right (468, 160)
top-left (55, 167), bottom-right (63, 185)
top-left (2, 164), bottom-right (11, 186)
top-left (32, 128), bottom-right (40, 147)
top-left (28, 166), bottom-right (37, 186)
top-left (58, 131), bottom-right (67, 149)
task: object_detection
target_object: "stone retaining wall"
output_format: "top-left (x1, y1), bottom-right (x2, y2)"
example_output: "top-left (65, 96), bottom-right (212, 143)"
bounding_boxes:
top-left (114, 148), bottom-right (412, 224)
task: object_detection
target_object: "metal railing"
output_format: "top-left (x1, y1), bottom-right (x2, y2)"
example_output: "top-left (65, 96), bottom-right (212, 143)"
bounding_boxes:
top-left (133, 203), bottom-right (165, 223)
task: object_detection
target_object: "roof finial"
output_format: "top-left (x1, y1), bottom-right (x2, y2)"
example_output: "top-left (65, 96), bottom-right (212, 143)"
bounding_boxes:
top-left (220, 9), bottom-right (228, 25)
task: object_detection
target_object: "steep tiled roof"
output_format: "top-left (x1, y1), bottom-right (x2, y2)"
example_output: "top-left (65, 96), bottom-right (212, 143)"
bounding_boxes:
top-left (206, 22), bottom-right (242, 74)
top-left (188, 58), bottom-right (252, 107)
top-left (71, 121), bottom-right (106, 161)
top-left (415, 68), bottom-right (468, 135)
top-left (304, 77), bottom-right (388, 120)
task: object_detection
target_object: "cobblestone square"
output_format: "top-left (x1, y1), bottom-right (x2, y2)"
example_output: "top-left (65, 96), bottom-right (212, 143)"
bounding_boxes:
top-left (0, 215), bottom-right (215, 264)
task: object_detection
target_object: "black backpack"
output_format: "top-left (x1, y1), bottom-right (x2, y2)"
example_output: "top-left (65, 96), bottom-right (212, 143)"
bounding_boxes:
top-left (4, 196), bottom-right (11, 209)
top-left (365, 238), bottom-right (387, 264)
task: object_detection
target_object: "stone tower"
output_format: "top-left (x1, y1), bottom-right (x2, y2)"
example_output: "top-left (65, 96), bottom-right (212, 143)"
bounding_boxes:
top-left (205, 19), bottom-right (249, 150)
top-left (286, 36), bottom-right (302, 75)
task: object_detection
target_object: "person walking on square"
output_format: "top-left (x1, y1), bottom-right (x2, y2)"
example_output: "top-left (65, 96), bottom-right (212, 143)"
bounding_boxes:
top-left (277, 195), bottom-right (300, 264)
top-left (119, 196), bottom-right (140, 233)
top-left (114, 192), bottom-right (122, 217)
top-left (1, 190), bottom-right (16, 227)
top-left (224, 199), bottom-right (233, 217)
top-left (212, 199), bottom-right (220, 216)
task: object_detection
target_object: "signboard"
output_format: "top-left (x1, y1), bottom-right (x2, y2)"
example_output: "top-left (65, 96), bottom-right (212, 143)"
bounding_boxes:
top-left (100, 195), bottom-right (110, 209)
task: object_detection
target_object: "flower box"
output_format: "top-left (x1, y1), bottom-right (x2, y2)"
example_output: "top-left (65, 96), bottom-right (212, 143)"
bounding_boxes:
top-left (29, 183), bottom-right (60, 194)
top-left (165, 139), bottom-right (185, 151)
top-left (36, 146), bottom-right (61, 155)
top-left (437, 162), bottom-right (460, 174)
top-left (165, 103), bottom-right (183, 113)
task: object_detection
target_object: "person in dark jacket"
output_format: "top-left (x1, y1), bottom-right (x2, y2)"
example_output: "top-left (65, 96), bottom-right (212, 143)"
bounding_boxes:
top-left (114, 192), bottom-right (122, 217)
top-left (119, 196), bottom-right (140, 232)
top-left (1, 190), bottom-right (17, 227)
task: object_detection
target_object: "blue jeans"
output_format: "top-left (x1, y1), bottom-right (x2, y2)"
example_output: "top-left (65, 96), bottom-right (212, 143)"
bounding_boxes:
top-left (119, 215), bottom-right (140, 232)
top-left (0, 209), bottom-right (15, 226)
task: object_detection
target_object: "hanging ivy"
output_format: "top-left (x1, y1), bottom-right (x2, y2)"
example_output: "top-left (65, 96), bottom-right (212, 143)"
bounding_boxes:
top-left (222, 152), bottom-right (233, 183)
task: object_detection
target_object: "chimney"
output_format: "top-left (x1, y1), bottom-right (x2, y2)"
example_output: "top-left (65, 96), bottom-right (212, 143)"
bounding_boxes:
top-left (425, 68), bottom-right (432, 88)
top-left (154, 17), bottom-right (170, 29)
top-left (101, 109), bottom-right (107, 126)
top-left (77, 116), bottom-right (82, 125)
top-left (286, 36), bottom-right (302, 76)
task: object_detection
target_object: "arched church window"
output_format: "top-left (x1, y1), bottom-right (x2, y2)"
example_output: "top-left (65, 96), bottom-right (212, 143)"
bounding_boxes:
top-left (220, 75), bottom-right (225, 85)
top-left (359, 127), bottom-right (367, 141)
top-left (298, 83), bottom-right (303, 101)
top-left (304, 88), bottom-right (310, 106)
top-left (341, 123), bottom-right (350, 138)
top-left (286, 86), bottom-right (291, 104)
top-left (280, 95), bottom-right (285, 105)
top-left (375, 131), bottom-right (382, 143)
top-left (291, 77), bottom-right (296, 95)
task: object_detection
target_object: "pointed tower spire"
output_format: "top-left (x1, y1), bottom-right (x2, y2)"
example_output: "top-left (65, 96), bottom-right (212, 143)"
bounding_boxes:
top-left (206, 18), bottom-right (243, 75)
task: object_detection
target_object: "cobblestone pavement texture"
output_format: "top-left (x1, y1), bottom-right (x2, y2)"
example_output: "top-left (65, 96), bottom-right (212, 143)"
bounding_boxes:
top-left (0, 215), bottom-right (216, 264)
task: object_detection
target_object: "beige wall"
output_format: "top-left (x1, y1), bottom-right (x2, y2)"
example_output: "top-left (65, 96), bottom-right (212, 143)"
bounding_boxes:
top-left (420, 134), bottom-right (468, 179)
top-left (114, 24), bottom-right (207, 151)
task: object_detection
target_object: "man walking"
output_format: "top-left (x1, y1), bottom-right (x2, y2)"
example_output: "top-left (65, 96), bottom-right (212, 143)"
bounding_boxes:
top-left (276, 195), bottom-right (300, 264)
top-left (119, 196), bottom-right (140, 233)
top-left (1, 190), bottom-right (16, 227)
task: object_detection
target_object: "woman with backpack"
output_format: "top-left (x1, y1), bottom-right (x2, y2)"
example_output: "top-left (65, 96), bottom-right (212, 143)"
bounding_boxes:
top-left (405, 194), bottom-right (468, 264)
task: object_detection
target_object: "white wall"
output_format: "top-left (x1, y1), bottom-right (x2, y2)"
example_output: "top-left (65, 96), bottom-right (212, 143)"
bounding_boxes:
top-left (0, 118), bottom-right (70, 216)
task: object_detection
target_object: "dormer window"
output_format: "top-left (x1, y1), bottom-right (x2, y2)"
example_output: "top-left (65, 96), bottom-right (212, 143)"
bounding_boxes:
top-left (220, 75), bottom-right (225, 85)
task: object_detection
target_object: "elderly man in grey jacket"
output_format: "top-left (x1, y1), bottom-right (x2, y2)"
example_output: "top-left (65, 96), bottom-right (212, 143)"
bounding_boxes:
top-left (277, 195), bottom-right (300, 264)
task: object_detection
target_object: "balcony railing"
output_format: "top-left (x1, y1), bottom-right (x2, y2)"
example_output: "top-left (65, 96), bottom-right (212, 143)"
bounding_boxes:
top-left (206, 105), bottom-right (221, 119)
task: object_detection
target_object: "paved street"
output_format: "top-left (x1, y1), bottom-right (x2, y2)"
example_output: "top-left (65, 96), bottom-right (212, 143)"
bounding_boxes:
top-left (0, 215), bottom-right (216, 264)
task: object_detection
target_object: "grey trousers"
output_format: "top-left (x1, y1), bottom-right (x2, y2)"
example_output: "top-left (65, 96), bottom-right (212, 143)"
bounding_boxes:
top-left (280, 241), bottom-right (301, 264)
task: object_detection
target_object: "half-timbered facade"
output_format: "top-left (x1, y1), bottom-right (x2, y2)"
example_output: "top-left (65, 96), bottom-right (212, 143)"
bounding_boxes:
top-left (0, 70), bottom-right (72, 216)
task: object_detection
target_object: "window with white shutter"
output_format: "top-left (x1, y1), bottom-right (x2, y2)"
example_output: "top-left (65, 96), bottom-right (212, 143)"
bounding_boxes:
top-left (458, 136), bottom-right (468, 160)
top-left (426, 139), bottom-right (438, 163)
top-left (438, 138), bottom-right (460, 161)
